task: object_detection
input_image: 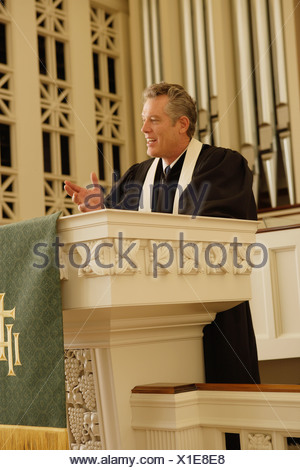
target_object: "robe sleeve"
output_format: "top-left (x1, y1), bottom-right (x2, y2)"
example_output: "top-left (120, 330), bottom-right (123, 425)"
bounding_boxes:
top-left (104, 163), bottom-right (140, 210)
top-left (181, 145), bottom-right (257, 220)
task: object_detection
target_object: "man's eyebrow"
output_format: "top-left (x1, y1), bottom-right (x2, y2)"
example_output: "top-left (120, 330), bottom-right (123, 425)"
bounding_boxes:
top-left (141, 114), bottom-right (160, 119)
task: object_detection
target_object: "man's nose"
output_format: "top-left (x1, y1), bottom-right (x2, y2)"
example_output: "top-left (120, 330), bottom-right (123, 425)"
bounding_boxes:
top-left (141, 119), bottom-right (150, 133)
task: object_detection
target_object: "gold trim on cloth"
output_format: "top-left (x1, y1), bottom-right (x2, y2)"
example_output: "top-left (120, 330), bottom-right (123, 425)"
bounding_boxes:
top-left (0, 425), bottom-right (69, 450)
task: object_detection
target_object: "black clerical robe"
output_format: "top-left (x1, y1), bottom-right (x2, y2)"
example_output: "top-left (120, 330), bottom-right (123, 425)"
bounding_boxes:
top-left (105, 143), bottom-right (260, 384)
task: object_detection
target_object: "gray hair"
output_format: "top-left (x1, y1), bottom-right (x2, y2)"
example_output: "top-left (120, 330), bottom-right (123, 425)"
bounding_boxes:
top-left (143, 82), bottom-right (197, 138)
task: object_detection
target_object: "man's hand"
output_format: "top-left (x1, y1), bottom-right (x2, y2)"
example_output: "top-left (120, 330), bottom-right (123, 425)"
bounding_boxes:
top-left (64, 172), bottom-right (104, 212)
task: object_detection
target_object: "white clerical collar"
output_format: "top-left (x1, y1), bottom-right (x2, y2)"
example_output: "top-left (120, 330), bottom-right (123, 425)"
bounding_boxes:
top-left (161, 143), bottom-right (190, 171)
top-left (139, 138), bottom-right (203, 215)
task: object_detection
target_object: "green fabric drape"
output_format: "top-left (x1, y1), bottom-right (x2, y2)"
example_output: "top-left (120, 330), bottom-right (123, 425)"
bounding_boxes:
top-left (0, 212), bottom-right (68, 449)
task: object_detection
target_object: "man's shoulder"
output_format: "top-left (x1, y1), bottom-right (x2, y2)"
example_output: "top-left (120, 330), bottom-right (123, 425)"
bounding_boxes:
top-left (128, 158), bottom-right (155, 170)
top-left (201, 143), bottom-right (245, 159)
top-left (122, 158), bottom-right (155, 182)
top-left (199, 143), bottom-right (250, 168)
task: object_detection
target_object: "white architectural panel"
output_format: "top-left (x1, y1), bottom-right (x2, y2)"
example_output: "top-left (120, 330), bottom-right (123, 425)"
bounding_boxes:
top-left (250, 226), bottom-right (300, 360)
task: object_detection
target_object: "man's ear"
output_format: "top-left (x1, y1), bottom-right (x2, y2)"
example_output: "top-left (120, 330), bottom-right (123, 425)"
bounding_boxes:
top-left (178, 115), bottom-right (190, 134)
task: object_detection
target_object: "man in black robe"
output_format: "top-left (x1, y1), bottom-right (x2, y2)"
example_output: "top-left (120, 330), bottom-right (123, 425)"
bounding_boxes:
top-left (64, 82), bottom-right (260, 384)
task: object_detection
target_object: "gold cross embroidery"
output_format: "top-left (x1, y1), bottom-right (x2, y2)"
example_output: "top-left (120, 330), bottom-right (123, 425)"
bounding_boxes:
top-left (0, 293), bottom-right (21, 376)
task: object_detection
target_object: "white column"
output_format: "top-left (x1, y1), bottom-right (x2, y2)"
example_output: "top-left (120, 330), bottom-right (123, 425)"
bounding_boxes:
top-left (67, 0), bottom-right (98, 188)
top-left (10, 0), bottom-right (45, 219)
top-left (231, 0), bottom-right (258, 167)
top-left (158, 0), bottom-right (183, 84)
top-left (118, 11), bottom-right (135, 171)
top-left (281, 0), bottom-right (300, 204)
top-left (128, 0), bottom-right (148, 163)
top-left (179, 0), bottom-right (197, 100)
top-left (211, 0), bottom-right (242, 152)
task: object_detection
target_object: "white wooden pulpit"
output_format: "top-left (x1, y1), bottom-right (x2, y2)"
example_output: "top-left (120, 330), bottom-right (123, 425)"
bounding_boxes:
top-left (58, 209), bottom-right (258, 449)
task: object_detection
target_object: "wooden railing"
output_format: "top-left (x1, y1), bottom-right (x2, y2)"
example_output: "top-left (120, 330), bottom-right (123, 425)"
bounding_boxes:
top-left (132, 383), bottom-right (300, 394)
top-left (130, 382), bottom-right (300, 450)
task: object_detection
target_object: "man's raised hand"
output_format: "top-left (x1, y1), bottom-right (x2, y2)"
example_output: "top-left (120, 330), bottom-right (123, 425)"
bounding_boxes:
top-left (64, 172), bottom-right (104, 212)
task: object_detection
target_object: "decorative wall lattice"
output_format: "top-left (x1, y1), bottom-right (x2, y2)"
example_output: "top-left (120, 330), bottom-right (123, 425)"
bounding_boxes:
top-left (36, 0), bottom-right (75, 216)
top-left (90, 4), bottom-right (124, 191)
top-left (0, 2), bottom-right (18, 224)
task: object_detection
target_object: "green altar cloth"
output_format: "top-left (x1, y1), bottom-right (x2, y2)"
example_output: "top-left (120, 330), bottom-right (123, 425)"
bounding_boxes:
top-left (0, 212), bottom-right (68, 449)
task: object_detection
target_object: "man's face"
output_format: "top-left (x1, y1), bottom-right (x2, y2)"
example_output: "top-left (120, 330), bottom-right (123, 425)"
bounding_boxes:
top-left (141, 95), bottom-right (185, 160)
